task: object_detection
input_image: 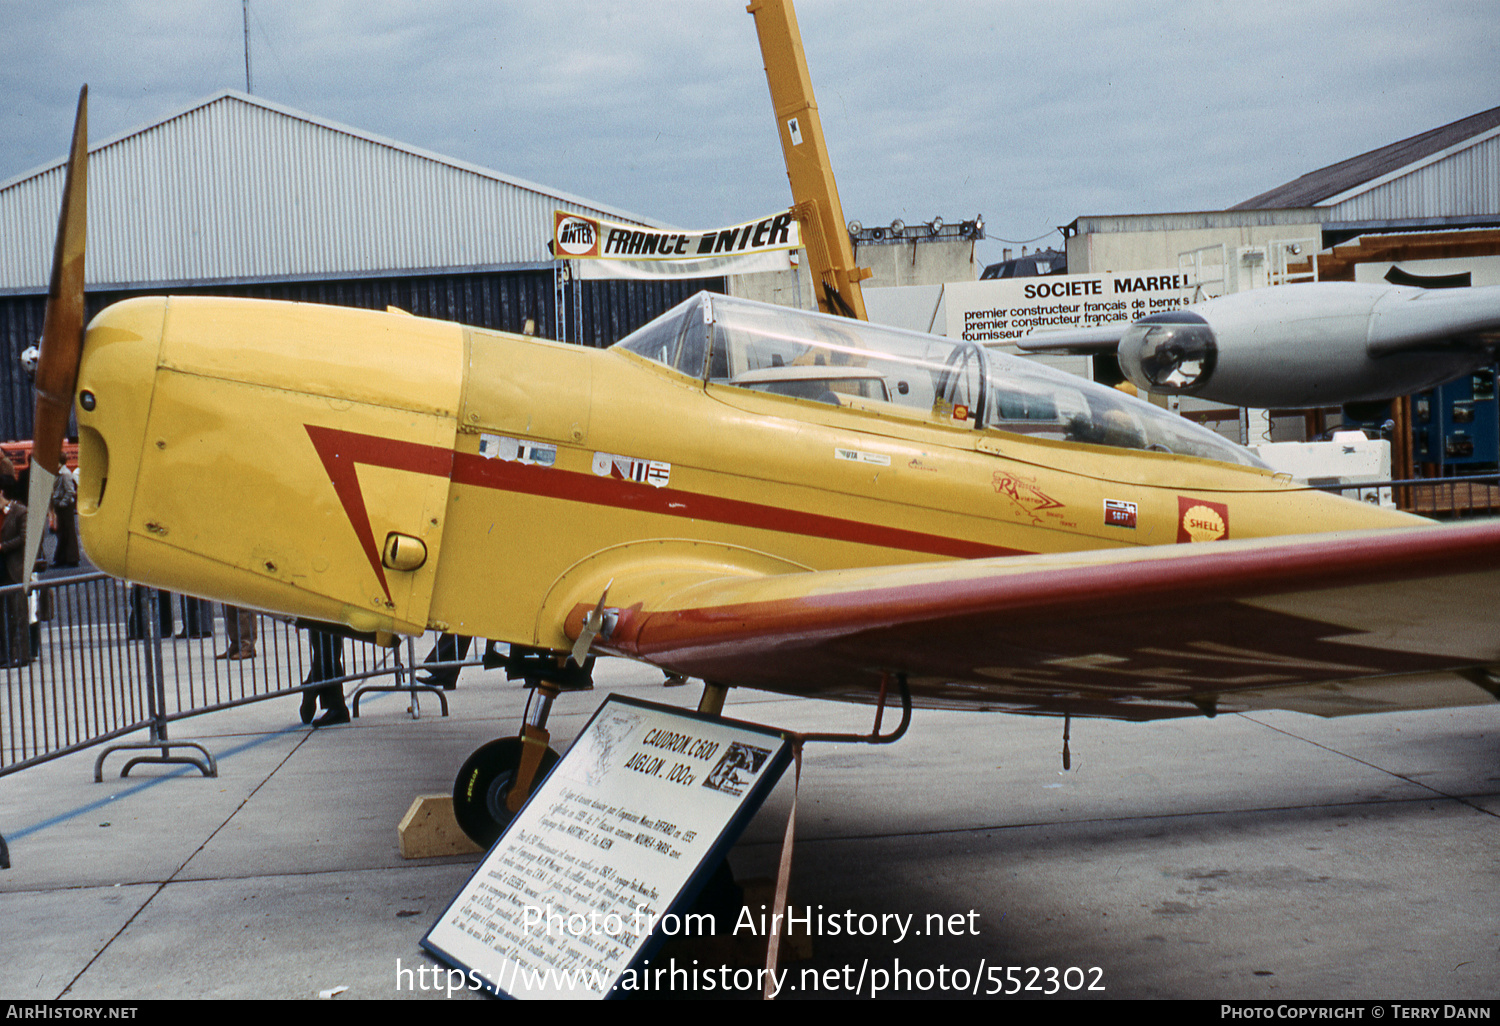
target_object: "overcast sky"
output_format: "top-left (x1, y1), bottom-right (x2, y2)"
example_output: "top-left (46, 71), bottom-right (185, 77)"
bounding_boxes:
top-left (2, 1), bottom-right (1496, 267)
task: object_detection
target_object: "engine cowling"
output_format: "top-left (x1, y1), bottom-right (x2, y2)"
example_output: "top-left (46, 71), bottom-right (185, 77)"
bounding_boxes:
top-left (1116, 283), bottom-right (1493, 408)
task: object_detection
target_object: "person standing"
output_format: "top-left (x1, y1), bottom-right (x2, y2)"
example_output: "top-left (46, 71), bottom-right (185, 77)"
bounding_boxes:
top-left (300, 629), bottom-right (349, 727)
top-left (51, 457), bottom-right (79, 567)
top-left (128, 585), bottom-right (173, 640)
top-left (217, 603), bottom-right (256, 660)
top-left (416, 633), bottom-right (472, 690)
top-left (177, 595), bottom-right (214, 639)
top-left (0, 488), bottom-right (30, 668)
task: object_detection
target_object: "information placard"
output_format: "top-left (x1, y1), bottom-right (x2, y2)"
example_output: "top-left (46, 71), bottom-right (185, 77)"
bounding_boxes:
top-left (423, 695), bottom-right (793, 999)
top-left (945, 271), bottom-right (1199, 347)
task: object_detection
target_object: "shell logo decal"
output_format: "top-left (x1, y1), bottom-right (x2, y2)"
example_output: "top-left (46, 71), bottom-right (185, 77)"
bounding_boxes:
top-left (1177, 496), bottom-right (1229, 543)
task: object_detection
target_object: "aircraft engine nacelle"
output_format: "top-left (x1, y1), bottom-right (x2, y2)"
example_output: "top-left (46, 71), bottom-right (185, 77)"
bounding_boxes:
top-left (1116, 283), bottom-right (1495, 409)
top-left (75, 296), bottom-right (467, 637)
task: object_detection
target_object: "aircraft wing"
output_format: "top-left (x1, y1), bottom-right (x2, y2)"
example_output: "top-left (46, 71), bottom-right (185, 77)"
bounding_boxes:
top-left (1364, 284), bottom-right (1500, 355)
top-left (1013, 324), bottom-right (1127, 355)
top-left (567, 520), bottom-right (1500, 721)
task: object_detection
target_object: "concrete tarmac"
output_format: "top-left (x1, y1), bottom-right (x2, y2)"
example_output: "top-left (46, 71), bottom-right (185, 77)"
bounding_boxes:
top-left (1, 656), bottom-right (1497, 1001)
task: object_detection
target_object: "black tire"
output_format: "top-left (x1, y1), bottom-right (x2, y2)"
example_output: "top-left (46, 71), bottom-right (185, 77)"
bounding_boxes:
top-left (452, 737), bottom-right (560, 848)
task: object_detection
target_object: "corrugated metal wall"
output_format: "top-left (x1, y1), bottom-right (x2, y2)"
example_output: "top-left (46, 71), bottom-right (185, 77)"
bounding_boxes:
top-left (0, 272), bottom-right (723, 441)
top-left (0, 90), bottom-right (728, 441)
top-left (1326, 132), bottom-right (1500, 223)
top-left (1, 91), bottom-right (658, 290)
top-left (0, 294), bottom-right (45, 442)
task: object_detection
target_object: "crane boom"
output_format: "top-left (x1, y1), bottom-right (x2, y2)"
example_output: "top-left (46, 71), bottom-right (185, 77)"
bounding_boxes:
top-left (747, 0), bottom-right (871, 319)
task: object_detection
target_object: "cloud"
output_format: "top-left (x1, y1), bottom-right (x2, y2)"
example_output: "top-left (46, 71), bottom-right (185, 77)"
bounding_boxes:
top-left (2, 0), bottom-right (1495, 267)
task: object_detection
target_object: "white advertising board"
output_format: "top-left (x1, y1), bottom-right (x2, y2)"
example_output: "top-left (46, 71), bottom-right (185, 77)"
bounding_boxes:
top-left (423, 695), bottom-right (792, 1000)
top-left (945, 271), bottom-right (1200, 350)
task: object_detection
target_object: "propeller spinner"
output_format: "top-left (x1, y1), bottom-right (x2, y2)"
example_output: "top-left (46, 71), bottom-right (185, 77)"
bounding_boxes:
top-left (23, 86), bottom-right (88, 587)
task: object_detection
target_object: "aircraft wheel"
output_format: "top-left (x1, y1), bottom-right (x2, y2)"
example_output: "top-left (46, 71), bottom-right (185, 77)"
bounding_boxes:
top-left (452, 737), bottom-right (560, 848)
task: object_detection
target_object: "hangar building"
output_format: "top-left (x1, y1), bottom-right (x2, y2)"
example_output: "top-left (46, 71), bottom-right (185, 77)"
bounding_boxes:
top-left (1060, 106), bottom-right (1500, 466)
top-left (0, 90), bottom-right (721, 442)
top-left (1065, 105), bottom-right (1500, 287)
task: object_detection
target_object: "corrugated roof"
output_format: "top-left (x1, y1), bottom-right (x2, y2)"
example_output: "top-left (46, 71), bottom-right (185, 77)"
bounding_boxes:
top-left (0, 90), bottom-right (663, 291)
top-left (1232, 105), bottom-right (1500, 211)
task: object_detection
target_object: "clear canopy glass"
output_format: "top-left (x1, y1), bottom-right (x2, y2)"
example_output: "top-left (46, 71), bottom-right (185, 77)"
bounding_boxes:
top-left (614, 293), bottom-right (1263, 468)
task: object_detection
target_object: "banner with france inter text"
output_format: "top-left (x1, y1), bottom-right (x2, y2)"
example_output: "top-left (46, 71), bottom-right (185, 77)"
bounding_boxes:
top-left (554, 209), bottom-right (800, 280)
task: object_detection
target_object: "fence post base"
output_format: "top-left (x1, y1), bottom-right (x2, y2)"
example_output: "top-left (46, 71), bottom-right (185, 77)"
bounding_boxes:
top-left (93, 740), bottom-right (218, 781)
top-left (350, 682), bottom-right (449, 720)
top-left (350, 636), bottom-right (451, 720)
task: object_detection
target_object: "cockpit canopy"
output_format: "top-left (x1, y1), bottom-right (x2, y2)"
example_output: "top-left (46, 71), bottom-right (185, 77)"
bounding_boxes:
top-left (614, 292), bottom-right (1265, 469)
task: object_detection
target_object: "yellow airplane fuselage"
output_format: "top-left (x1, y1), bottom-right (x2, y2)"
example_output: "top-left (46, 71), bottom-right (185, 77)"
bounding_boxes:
top-left (75, 296), bottom-right (1417, 652)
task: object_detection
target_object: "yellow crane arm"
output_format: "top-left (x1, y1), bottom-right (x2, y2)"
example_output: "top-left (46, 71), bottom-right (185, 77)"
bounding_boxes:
top-left (747, 0), bottom-right (871, 320)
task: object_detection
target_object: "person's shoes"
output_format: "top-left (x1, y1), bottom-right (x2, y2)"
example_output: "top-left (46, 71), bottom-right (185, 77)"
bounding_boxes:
top-left (214, 649), bottom-right (232, 660)
top-left (299, 691), bottom-right (317, 724)
top-left (313, 687), bottom-right (351, 728)
top-left (313, 705), bottom-right (350, 728)
top-left (227, 649), bottom-right (255, 660)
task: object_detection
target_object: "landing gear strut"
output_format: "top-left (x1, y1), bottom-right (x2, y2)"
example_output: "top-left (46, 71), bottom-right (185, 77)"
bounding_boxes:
top-left (451, 646), bottom-right (592, 847)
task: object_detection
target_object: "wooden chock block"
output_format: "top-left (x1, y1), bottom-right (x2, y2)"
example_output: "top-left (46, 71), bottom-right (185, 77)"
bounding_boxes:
top-left (398, 795), bottom-right (483, 859)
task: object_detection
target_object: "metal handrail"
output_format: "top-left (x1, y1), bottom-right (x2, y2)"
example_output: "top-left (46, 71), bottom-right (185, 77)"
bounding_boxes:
top-left (1311, 473), bottom-right (1500, 519)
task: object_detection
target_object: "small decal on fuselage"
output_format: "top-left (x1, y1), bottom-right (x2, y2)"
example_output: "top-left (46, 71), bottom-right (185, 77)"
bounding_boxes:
top-left (1177, 496), bottom-right (1229, 542)
top-left (593, 451), bottom-right (671, 488)
top-left (479, 434), bottom-right (557, 467)
top-left (307, 426), bottom-right (1020, 597)
top-left (1104, 499), bottom-right (1137, 529)
top-left (992, 471), bottom-right (1067, 525)
top-left (834, 447), bottom-right (891, 467)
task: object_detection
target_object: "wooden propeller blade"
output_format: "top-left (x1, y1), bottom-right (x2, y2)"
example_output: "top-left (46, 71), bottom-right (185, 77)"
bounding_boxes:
top-left (32, 85), bottom-right (88, 479)
top-left (23, 87), bottom-right (87, 587)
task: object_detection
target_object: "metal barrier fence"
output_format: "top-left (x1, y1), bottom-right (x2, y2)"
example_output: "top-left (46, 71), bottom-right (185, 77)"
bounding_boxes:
top-left (1316, 473), bottom-right (1500, 519)
top-left (0, 573), bottom-right (429, 784)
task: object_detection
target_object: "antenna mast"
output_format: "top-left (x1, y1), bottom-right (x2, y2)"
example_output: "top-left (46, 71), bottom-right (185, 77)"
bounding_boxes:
top-left (242, 0), bottom-right (253, 93)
